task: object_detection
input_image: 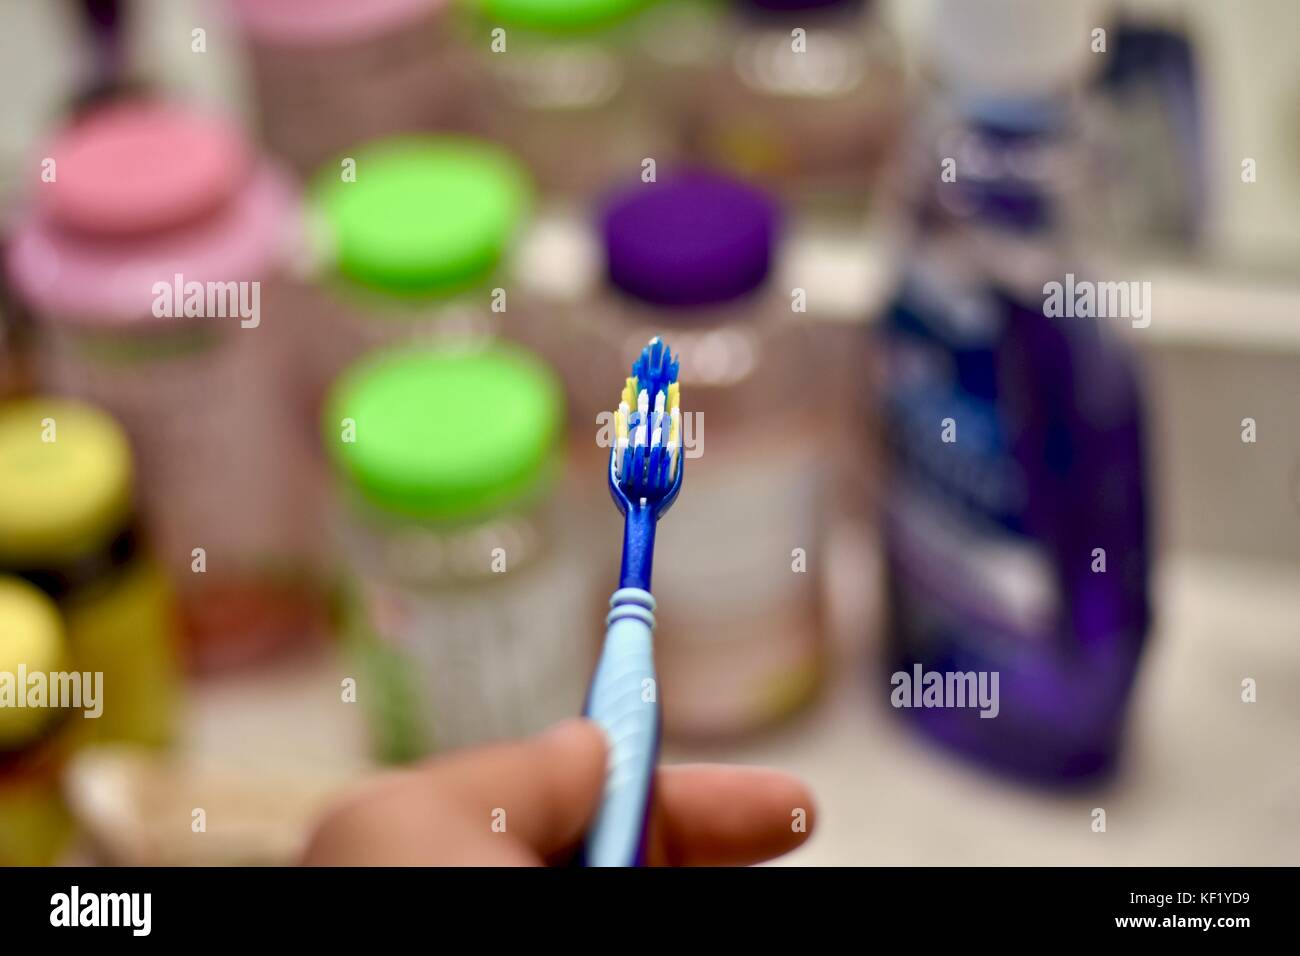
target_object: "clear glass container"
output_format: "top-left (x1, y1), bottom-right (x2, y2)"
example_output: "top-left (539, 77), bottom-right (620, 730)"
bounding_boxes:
top-left (0, 397), bottom-right (178, 751)
top-left (467, 0), bottom-right (676, 200)
top-left (0, 575), bottom-right (74, 866)
top-left (565, 170), bottom-right (829, 739)
top-left (323, 343), bottom-right (596, 760)
top-left (4, 100), bottom-right (320, 673)
top-left (228, 0), bottom-right (476, 176)
top-left (643, 0), bottom-right (903, 222)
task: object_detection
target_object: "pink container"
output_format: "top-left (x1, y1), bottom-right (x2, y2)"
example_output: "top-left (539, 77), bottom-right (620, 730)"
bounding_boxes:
top-left (5, 100), bottom-right (323, 673)
top-left (227, 0), bottom-right (473, 175)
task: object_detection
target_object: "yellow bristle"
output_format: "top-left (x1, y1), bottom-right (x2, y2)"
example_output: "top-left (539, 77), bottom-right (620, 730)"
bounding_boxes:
top-left (615, 408), bottom-right (628, 440)
top-left (622, 377), bottom-right (637, 408)
top-left (668, 382), bottom-right (680, 413)
top-left (669, 408), bottom-right (680, 446)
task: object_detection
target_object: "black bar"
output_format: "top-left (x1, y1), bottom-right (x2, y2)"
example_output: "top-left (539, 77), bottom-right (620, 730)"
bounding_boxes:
top-left (0, 866), bottom-right (1283, 942)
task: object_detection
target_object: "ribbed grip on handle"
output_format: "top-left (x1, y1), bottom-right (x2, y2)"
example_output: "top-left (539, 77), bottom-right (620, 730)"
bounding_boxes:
top-left (581, 587), bottom-right (660, 867)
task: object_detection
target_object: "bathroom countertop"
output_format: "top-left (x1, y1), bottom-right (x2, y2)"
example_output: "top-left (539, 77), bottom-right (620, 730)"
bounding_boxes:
top-left (183, 550), bottom-right (1300, 866)
top-left (733, 550), bottom-right (1300, 866)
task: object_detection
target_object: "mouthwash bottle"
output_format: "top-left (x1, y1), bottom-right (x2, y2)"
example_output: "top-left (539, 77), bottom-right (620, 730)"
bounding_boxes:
top-left (878, 0), bottom-right (1151, 782)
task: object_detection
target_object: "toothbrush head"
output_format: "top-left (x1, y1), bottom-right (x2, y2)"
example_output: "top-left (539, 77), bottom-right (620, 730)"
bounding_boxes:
top-left (609, 336), bottom-right (683, 517)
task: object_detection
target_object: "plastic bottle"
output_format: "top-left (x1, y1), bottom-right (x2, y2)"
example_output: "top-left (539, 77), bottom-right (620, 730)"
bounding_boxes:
top-left (0, 397), bottom-right (178, 750)
top-left (572, 170), bottom-right (828, 739)
top-left (877, 0), bottom-right (1151, 782)
top-left (0, 576), bottom-right (75, 866)
top-left (468, 0), bottom-right (673, 201)
top-left (227, 0), bottom-right (471, 176)
top-left (322, 344), bottom-right (595, 761)
top-left (5, 100), bottom-right (319, 673)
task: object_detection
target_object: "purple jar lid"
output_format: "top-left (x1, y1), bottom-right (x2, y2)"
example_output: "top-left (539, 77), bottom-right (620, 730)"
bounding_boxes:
top-left (600, 171), bottom-right (779, 309)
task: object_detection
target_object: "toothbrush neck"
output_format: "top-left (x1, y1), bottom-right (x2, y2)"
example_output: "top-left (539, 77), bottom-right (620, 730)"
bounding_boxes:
top-left (619, 506), bottom-right (657, 592)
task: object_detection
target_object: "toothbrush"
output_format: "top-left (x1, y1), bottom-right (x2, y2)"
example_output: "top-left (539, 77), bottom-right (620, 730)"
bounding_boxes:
top-left (581, 336), bottom-right (684, 867)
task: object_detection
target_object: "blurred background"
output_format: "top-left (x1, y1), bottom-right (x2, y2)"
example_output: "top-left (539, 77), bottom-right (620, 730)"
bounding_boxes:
top-left (0, 0), bottom-right (1297, 866)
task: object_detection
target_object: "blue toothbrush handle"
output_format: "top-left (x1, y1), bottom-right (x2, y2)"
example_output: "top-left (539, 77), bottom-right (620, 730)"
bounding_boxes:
top-left (581, 587), bottom-right (660, 867)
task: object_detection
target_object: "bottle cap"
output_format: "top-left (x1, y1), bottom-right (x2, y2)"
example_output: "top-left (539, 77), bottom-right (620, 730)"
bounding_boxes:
top-left (601, 170), bottom-right (779, 309)
top-left (925, 0), bottom-right (1104, 100)
top-left (310, 137), bottom-right (531, 297)
top-left (325, 345), bottom-right (564, 522)
top-left (39, 101), bottom-right (250, 237)
top-left (480, 0), bottom-right (646, 34)
top-left (0, 399), bottom-right (134, 567)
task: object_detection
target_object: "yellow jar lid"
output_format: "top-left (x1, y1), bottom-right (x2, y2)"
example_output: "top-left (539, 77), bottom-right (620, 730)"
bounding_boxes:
top-left (0, 575), bottom-right (67, 747)
top-left (0, 399), bottom-right (134, 566)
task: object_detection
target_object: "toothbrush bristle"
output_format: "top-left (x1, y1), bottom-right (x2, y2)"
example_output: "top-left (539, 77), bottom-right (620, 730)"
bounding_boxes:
top-left (614, 337), bottom-right (682, 496)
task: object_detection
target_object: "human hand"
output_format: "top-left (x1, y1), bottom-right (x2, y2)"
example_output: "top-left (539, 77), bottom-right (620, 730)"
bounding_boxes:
top-left (302, 718), bottom-right (815, 866)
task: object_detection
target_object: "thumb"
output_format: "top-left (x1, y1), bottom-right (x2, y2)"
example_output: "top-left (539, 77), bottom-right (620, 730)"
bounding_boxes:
top-left (429, 718), bottom-right (608, 861)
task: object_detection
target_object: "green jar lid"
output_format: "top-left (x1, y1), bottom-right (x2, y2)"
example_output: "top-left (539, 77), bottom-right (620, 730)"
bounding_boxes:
top-left (479, 0), bottom-right (647, 34)
top-left (310, 137), bottom-right (531, 297)
top-left (325, 345), bottom-right (564, 522)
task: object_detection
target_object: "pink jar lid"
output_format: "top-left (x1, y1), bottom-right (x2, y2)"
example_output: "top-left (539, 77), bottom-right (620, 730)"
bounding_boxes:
top-left (40, 102), bottom-right (251, 238)
top-left (7, 165), bottom-right (299, 324)
top-left (228, 0), bottom-right (446, 47)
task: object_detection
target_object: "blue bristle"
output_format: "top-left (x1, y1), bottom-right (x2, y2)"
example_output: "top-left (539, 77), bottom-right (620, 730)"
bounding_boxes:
top-left (631, 337), bottom-right (679, 402)
top-left (652, 444), bottom-right (670, 485)
top-left (628, 444), bottom-right (647, 491)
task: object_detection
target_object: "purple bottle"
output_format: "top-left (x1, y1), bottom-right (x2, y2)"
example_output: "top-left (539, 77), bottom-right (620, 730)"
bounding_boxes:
top-left (878, 99), bottom-right (1152, 783)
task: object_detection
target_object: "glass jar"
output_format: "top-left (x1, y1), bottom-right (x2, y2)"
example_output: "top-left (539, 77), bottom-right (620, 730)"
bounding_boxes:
top-left (0, 572), bottom-right (77, 868)
top-left (228, 0), bottom-right (475, 176)
top-left (323, 343), bottom-right (595, 761)
top-left (645, 0), bottom-right (902, 222)
top-left (0, 397), bottom-right (177, 751)
top-left (467, 0), bottom-right (675, 201)
top-left (0, 576), bottom-right (74, 866)
top-left (5, 100), bottom-right (321, 674)
top-left (567, 170), bottom-right (828, 739)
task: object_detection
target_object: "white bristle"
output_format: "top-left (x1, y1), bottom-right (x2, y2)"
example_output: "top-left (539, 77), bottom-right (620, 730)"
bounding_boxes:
top-left (654, 391), bottom-right (665, 415)
top-left (651, 426), bottom-right (662, 449)
top-left (635, 420), bottom-right (648, 448)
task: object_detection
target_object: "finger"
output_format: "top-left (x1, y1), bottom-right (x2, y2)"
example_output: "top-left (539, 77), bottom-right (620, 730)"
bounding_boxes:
top-left (302, 719), bottom-right (607, 866)
top-left (644, 764), bottom-right (816, 866)
top-left (301, 786), bottom-right (540, 866)
top-left (428, 718), bottom-right (608, 861)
